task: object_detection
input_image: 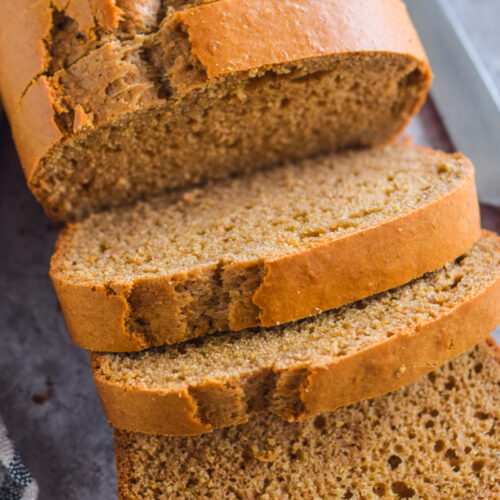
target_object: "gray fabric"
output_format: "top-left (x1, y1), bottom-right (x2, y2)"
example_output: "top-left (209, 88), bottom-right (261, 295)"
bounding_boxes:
top-left (0, 417), bottom-right (37, 500)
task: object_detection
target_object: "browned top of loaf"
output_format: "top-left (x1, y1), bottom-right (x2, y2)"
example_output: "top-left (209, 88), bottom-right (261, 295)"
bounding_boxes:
top-left (92, 231), bottom-right (500, 435)
top-left (114, 340), bottom-right (500, 500)
top-left (0, 0), bottom-right (428, 188)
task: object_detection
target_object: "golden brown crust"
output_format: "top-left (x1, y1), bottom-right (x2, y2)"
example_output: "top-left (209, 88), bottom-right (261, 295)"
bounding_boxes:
top-left (0, 0), bottom-right (430, 216)
top-left (52, 152), bottom-right (480, 351)
top-left (0, 0), bottom-right (50, 111)
top-left (178, 0), bottom-right (427, 78)
top-left (0, 0), bottom-right (120, 182)
top-left (91, 232), bottom-right (500, 436)
top-left (9, 78), bottom-right (64, 183)
top-left (0, 0), bottom-right (120, 102)
top-left (51, 276), bottom-right (146, 352)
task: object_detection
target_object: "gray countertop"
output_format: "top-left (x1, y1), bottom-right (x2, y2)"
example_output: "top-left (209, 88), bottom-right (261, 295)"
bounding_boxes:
top-left (1, 2), bottom-right (499, 499)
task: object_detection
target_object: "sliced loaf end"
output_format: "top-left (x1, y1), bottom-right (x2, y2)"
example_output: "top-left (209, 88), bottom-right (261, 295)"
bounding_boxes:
top-left (114, 339), bottom-right (500, 499)
top-left (3, 0), bottom-right (430, 221)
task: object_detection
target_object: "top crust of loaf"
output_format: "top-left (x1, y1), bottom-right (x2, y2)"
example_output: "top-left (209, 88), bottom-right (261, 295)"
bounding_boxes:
top-left (0, 0), bottom-right (430, 219)
top-left (177, 0), bottom-right (428, 78)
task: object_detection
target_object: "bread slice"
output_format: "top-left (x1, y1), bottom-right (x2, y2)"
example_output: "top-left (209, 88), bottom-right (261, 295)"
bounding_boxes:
top-left (114, 339), bottom-right (500, 499)
top-left (0, 0), bottom-right (431, 221)
top-left (91, 231), bottom-right (500, 436)
top-left (51, 145), bottom-right (480, 352)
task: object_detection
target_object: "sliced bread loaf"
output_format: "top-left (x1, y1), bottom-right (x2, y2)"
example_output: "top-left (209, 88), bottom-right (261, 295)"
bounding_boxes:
top-left (51, 145), bottom-right (480, 351)
top-left (0, 0), bottom-right (431, 221)
top-left (92, 231), bottom-right (500, 436)
top-left (114, 339), bottom-right (500, 499)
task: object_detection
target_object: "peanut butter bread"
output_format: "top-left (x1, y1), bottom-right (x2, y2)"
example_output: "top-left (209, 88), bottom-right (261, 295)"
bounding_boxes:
top-left (114, 339), bottom-right (500, 499)
top-left (91, 231), bottom-right (500, 436)
top-left (51, 145), bottom-right (480, 352)
top-left (0, 0), bottom-right (431, 221)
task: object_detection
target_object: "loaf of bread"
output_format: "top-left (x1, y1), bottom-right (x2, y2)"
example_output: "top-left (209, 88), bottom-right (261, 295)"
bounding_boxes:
top-left (114, 339), bottom-right (500, 499)
top-left (51, 145), bottom-right (480, 352)
top-left (0, 0), bottom-right (431, 221)
top-left (91, 231), bottom-right (500, 436)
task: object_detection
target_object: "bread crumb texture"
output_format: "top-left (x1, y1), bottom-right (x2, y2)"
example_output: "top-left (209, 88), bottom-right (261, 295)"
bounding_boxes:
top-left (114, 340), bottom-right (500, 499)
top-left (53, 146), bottom-right (468, 283)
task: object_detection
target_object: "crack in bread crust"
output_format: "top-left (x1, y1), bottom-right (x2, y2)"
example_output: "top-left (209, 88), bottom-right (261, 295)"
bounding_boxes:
top-left (22, 0), bottom-right (219, 99)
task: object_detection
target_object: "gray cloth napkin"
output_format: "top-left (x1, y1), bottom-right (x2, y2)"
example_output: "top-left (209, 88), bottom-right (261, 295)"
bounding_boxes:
top-left (0, 416), bottom-right (38, 500)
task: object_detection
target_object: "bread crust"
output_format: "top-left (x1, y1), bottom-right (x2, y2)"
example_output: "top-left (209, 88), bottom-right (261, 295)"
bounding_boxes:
top-left (178, 0), bottom-right (428, 79)
top-left (0, 0), bottom-right (121, 180)
top-left (91, 231), bottom-right (500, 436)
top-left (51, 151), bottom-right (480, 351)
top-left (0, 0), bottom-right (430, 218)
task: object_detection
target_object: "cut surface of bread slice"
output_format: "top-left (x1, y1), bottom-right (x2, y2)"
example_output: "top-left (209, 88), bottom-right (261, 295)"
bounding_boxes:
top-left (51, 145), bottom-right (480, 352)
top-left (0, 0), bottom-right (431, 221)
top-left (92, 231), bottom-right (500, 436)
top-left (114, 340), bottom-right (500, 499)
